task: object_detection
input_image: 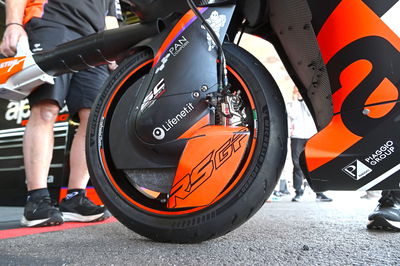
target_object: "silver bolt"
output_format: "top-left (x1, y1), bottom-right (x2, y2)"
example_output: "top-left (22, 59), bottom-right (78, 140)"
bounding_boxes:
top-left (362, 109), bottom-right (370, 115)
top-left (193, 91), bottom-right (200, 98)
top-left (201, 85), bottom-right (208, 92)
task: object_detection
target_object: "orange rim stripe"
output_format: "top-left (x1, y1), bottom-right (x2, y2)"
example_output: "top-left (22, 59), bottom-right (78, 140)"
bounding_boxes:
top-left (103, 59), bottom-right (153, 117)
top-left (101, 58), bottom-right (257, 215)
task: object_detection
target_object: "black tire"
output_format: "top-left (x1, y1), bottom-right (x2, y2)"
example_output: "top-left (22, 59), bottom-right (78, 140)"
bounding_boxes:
top-left (86, 43), bottom-right (287, 243)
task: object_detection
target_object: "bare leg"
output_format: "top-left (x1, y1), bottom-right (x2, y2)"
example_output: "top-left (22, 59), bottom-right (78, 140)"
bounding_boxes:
top-left (23, 101), bottom-right (59, 191)
top-left (68, 108), bottom-right (90, 189)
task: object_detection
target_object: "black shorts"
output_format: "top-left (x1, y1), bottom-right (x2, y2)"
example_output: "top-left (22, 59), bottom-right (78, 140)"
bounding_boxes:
top-left (25, 18), bottom-right (109, 116)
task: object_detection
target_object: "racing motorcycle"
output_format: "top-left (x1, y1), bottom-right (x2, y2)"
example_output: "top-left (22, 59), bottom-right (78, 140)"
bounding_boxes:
top-left (0, 0), bottom-right (399, 243)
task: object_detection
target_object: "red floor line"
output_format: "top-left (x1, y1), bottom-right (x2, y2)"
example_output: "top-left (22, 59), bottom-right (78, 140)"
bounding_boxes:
top-left (0, 217), bottom-right (117, 240)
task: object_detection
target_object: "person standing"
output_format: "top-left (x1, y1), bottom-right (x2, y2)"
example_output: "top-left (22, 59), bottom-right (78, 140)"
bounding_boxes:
top-left (0, 0), bottom-right (120, 227)
top-left (287, 87), bottom-right (332, 202)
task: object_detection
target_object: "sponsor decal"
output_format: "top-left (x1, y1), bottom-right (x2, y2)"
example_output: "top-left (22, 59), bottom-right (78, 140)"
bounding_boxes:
top-left (155, 53), bottom-right (171, 74)
top-left (98, 117), bottom-right (105, 150)
top-left (364, 141), bottom-right (395, 166)
top-left (4, 99), bottom-right (69, 126)
top-left (47, 175), bottom-right (54, 183)
top-left (141, 78), bottom-right (166, 111)
top-left (152, 103), bottom-right (195, 140)
top-left (155, 36), bottom-right (189, 74)
top-left (152, 127), bottom-right (165, 140)
top-left (201, 11), bottom-right (226, 51)
top-left (342, 159), bottom-right (372, 180)
top-left (5, 99), bottom-right (30, 124)
top-left (0, 59), bottom-right (24, 70)
top-left (168, 131), bottom-right (247, 208)
top-left (169, 35), bottom-right (189, 56)
top-left (66, 191), bottom-right (79, 200)
top-left (32, 43), bottom-right (43, 53)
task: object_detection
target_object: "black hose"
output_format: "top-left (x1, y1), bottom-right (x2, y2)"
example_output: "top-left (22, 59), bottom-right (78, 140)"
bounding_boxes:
top-left (186, 0), bottom-right (228, 90)
top-left (33, 21), bottom-right (160, 76)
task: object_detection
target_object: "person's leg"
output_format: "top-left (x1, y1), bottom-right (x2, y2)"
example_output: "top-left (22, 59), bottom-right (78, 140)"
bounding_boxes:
top-left (67, 108), bottom-right (90, 189)
top-left (291, 138), bottom-right (306, 200)
top-left (368, 190), bottom-right (400, 231)
top-left (24, 101), bottom-right (59, 190)
top-left (59, 65), bottom-right (111, 222)
top-left (21, 18), bottom-right (76, 227)
top-left (59, 108), bottom-right (110, 222)
top-left (21, 101), bottom-right (64, 227)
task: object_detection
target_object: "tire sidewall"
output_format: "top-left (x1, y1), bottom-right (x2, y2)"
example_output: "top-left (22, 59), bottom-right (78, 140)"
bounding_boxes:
top-left (87, 44), bottom-right (287, 243)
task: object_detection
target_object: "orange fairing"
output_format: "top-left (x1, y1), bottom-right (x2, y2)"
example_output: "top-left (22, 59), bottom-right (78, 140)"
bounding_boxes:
top-left (365, 78), bottom-right (398, 118)
top-left (306, 0), bottom-right (400, 172)
top-left (306, 115), bottom-right (362, 172)
top-left (0, 57), bottom-right (26, 84)
top-left (178, 114), bottom-right (210, 139)
top-left (168, 126), bottom-right (250, 208)
top-left (317, 0), bottom-right (400, 64)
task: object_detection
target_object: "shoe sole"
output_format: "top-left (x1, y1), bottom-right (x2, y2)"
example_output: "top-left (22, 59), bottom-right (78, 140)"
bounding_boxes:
top-left (367, 216), bottom-right (400, 231)
top-left (21, 216), bottom-right (64, 227)
top-left (62, 212), bottom-right (111, 222)
top-left (316, 199), bottom-right (333, 202)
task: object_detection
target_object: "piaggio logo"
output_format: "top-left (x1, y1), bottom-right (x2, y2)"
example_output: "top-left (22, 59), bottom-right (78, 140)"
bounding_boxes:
top-left (342, 160), bottom-right (372, 180)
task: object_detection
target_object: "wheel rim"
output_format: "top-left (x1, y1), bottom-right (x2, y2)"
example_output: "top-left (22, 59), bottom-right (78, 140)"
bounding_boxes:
top-left (98, 58), bottom-right (260, 215)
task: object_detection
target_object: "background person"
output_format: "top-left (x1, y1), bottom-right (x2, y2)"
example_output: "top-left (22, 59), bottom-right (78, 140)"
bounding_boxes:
top-left (286, 87), bottom-right (332, 202)
top-left (368, 190), bottom-right (400, 231)
top-left (0, 0), bottom-right (120, 227)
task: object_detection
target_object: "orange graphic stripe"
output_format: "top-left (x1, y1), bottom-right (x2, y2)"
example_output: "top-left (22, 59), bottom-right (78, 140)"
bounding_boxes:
top-left (305, 115), bottom-right (362, 172)
top-left (317, 0), bottom-right (400, 64)
top-left (365, 78), bottom-right (398, 118)
top-left (306, 0), bottom-right (400, 172)
top-left (169, 126), bottom-right (249, 208)
top-left (0, 57), bottom-right (25, 84)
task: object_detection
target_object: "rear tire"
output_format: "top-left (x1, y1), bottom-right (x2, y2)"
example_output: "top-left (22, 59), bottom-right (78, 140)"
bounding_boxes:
top-left (87, 43), bottom-right (287, 243)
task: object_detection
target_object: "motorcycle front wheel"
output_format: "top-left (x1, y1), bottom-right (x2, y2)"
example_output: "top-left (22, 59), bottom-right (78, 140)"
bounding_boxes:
top-left (86, 43), bottom-right (287, 243)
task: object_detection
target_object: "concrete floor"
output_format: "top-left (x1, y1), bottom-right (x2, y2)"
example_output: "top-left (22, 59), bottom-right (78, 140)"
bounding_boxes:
top-left (1, 191), bottom-right (399, 265)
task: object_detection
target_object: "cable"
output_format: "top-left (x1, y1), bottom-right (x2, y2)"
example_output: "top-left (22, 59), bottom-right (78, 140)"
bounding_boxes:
top-left (186, 0), bottom-right (228, 90)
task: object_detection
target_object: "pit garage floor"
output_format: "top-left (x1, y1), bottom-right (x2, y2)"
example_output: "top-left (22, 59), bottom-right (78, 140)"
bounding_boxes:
top-left (1, 191), bottom-right (399, 265)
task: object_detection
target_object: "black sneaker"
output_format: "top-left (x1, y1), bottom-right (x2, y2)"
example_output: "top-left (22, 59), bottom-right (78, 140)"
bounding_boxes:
top-left (59, 193), bottom-right (111, 222)
top-left (316, 193), bottom-right (333, 202)
top-left (21, 196), bottom-right (64, 227)
top-left (367, 191), bottom-right (400, 231)
top-left (292, 194), bottom-right (302, 202)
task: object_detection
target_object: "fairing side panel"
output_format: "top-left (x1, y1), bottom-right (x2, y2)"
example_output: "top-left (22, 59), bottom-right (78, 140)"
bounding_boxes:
top-left (109, 6), bottom-right (236, 171)
top-left (304, 0), bottom-right (400, 191)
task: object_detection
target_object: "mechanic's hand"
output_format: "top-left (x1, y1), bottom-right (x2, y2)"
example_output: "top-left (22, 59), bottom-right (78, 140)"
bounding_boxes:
top-left (0, 24), bottom-right (27, 57)
top-left (108, 61), bottom-right (118, 72)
